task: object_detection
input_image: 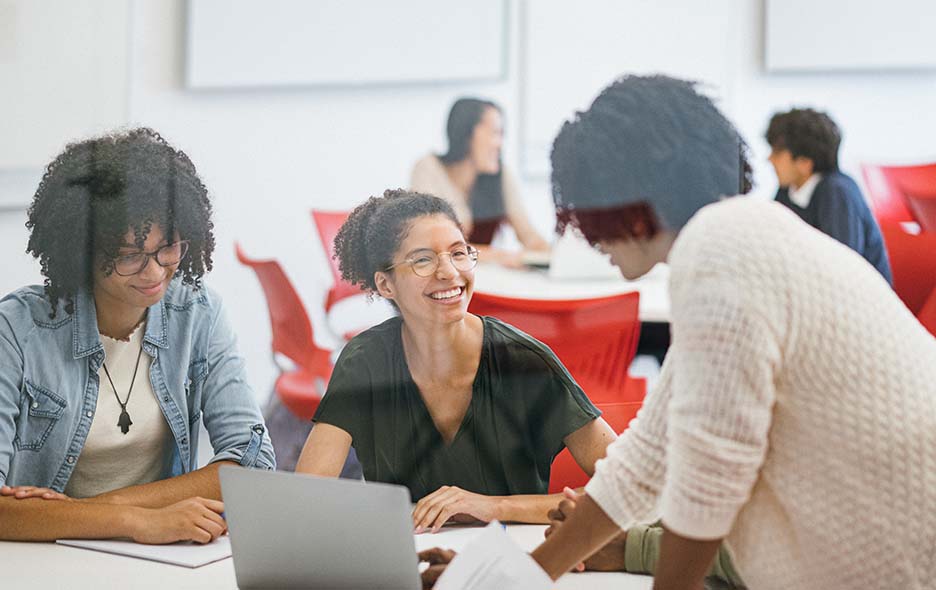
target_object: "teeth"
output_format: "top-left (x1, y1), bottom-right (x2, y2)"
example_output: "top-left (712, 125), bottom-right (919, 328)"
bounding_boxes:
top-left (430, 287), bottom-right (462, 300)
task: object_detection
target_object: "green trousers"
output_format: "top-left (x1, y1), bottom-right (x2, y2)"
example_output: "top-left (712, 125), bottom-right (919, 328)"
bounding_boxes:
top-left (624, 523), bottom-right (745, 588)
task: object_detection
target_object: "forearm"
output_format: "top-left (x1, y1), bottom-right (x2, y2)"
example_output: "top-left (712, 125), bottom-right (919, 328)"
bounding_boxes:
top-left (531, 493), bottom-right (622, 580)
top-left (0, 496), bottom-right (141, 542)
top-left (652, 526), bottom-right (721, 590)
top-left (494, 492), bottom-right (574, 524)
top-left (92, 460), bottom-right (237, 508)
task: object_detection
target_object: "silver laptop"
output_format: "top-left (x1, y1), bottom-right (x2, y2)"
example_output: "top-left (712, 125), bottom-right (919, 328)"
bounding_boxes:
top-left (220, 467), bottom-right (420, 590)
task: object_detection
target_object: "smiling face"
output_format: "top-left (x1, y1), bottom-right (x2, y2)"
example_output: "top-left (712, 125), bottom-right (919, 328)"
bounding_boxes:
top-left (93, 224), bottom-right (180, 315)
top-left (469, 107), bottom-right (503, 175)
top-left (375, 214), bottom-right (474, 326)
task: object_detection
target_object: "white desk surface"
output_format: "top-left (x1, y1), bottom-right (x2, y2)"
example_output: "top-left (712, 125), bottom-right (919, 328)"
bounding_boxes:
top-left (0, 525), bottom-right (652, 589)
top-left (473, 263), bottom-right (671, 324)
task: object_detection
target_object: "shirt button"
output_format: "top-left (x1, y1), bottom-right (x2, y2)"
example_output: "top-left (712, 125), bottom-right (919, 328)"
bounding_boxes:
top-left (181, 437), bottom-right (188, 445)
top-left (31, 401), bottom-right (39, 409)
top-left (66, 456), bottom-right (76, 464)
top-left (163, 396), bottom-right (170, 402)
top-left (86, 411), bottom-right (93, 418)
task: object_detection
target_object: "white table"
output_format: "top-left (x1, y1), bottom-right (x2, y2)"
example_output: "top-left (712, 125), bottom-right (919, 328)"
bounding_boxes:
top-left (473, 263), bottom-right (671, 324)
top-left (0, 525), bottom-right (652, 589)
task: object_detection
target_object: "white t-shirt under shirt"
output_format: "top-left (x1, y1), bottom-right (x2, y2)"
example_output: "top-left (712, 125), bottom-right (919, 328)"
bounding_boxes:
top-left (64, 322), bottom-right (173, 499)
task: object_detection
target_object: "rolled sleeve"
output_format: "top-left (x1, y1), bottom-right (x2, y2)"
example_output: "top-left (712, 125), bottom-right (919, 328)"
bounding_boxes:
top-left (584, 360), bottom-right (674, 531)
top-left (0, 298), bottom-right (27, 487)
top-left (200, 299), bottom-right (275, 471)
top-left (661, 274), bottom-right (778, 540)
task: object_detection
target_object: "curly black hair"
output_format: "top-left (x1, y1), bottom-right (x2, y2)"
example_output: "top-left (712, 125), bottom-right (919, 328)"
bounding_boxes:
top-left (25, 127), bottom-right (215, 318)
top-left (551, 75), bottom-right (753, 242)
top-left (766, 107), bottom-right (841, 173)
top-left (333, 189), bottom-right (461, 296)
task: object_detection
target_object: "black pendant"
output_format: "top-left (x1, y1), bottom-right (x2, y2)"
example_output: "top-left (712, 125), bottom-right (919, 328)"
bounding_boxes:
top-left (117, 408), bottom-right (133, 434)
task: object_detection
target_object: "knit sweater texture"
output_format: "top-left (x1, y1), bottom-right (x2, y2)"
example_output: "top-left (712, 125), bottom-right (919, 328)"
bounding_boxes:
top-left (586, 197), bottom-right (936, 589)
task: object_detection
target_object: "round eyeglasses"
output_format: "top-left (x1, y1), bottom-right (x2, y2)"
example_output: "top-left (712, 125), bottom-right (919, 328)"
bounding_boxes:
top-left (110, 241), bottom-right (190, 276)
top-left (385, 245), bottom-right (479, 277)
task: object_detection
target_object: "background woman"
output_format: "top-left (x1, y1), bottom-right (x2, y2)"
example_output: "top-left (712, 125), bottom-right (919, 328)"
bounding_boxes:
top-left (296, 189), bottom-right (614, 531)
top-left (0, 128), bottom-right (275, 543)
top-left (411, 98), bottom-right (550, 267)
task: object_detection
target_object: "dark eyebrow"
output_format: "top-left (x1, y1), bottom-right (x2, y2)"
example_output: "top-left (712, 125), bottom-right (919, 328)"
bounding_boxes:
top-left (117, 240), bottom-right (170, 252)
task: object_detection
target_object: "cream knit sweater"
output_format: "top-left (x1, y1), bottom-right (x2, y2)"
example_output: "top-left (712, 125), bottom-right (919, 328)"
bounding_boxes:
top-left (586, 198), bottom-right (936, 589)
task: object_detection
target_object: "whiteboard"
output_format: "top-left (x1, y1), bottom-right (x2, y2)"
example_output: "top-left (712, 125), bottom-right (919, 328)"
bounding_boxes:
top-left (186, 0), bottom-right (508, 88)
top-left (766, 0), bottom-right (936, 72)
top-left (0, 0), bottom-right (129, 184)
top-left (519, 0), bottom-right (737, 177)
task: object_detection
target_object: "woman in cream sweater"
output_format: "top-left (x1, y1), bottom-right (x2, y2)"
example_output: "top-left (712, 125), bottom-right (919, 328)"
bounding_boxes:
top-left (526, 75), bottom-right (936, 590)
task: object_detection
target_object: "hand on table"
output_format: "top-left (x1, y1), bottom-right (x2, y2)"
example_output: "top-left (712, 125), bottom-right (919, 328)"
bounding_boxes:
top-left (128, 497), bottom-right (227, 544)
top-left (545, 487), bottom-right (628, 573)
top-left (412, 485), bottom-right (499, 533)
top-left (1, 485), bottom-right (72, 501)
top-left (418, 547), bottom-right (456, 589)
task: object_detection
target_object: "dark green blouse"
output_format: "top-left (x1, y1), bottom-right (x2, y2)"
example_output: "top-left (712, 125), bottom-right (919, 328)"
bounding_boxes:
top-left (312, 316), bottom-right (600, 501)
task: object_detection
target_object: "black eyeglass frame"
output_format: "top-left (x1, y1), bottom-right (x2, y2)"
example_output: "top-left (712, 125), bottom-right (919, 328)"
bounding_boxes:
top-left (108, 240), bottom-right (191, 276)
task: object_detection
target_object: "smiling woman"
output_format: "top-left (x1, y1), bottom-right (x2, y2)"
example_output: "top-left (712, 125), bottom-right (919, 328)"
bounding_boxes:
top-left (0, 128), bottom-right (274, 544)
top-left (296, 189), bottom-right (617, 531)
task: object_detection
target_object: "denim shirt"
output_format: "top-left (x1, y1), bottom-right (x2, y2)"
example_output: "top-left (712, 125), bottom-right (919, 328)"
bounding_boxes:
top-left (0, 280), bottom-right (275, 491)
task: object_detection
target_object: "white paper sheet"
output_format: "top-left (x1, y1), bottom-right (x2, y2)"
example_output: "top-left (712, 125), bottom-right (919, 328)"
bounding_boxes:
top-left (56, 535), bottom-right (231, 568)
top-left (433, 521), bottom-right (552, 590)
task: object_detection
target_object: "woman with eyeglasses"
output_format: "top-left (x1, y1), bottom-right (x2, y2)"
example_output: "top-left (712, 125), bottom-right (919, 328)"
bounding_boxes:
top-left (296, 189), bottom-right (615, 531)
top-left (0, 128), bottom-right (274, 543)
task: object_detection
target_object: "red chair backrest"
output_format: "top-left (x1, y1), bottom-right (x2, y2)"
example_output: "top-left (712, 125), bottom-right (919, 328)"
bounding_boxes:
top-left (311, 210), bottom-right (362, 311)
top-left (917, 289), bottom-right (936, 338)
top-left (879, 222), bottom-right (936, 315)
top-left (468, 291), bottom-right (644, 403)
top-left (235, 243), bottom-right (331, 372)
top-left (547, 400), bottom-right (643, 493)
top-left (861, 163), bottom-right (936, 225)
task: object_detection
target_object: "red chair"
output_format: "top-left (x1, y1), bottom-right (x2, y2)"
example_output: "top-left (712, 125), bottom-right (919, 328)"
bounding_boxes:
top-left (879, 222), bottom-right (936, 315)
top-left (905, 193), bottom-right (936, 234)
top-left (468, 291), bottom-right (646, 403)
top-left (917, 290), bottom-right (936, 338)
top-left (310, 210), bottom-right (361, 312)
top-left (548, 401), bottom-right (643, 493)
top-left (861, 162), bottom-right (936, 226)
top-left (235, 243), bottom-right (333, 420)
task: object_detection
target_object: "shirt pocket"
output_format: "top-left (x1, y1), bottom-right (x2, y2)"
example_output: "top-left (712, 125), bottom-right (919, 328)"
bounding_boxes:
top-left (15, 380), bottom-right (67, 451)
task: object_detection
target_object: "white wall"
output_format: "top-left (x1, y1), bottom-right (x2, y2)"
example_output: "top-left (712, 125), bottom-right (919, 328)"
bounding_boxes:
top-left (3, 0), bottom-right (936, 405)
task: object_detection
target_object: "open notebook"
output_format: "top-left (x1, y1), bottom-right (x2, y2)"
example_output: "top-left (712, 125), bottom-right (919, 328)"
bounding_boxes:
top-left (56, 535), bottom-right (231, 568)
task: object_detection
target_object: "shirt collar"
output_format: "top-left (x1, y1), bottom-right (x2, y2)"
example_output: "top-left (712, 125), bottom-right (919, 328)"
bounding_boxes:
top-left (72, 288), bottom-right (170, 359)
top-left (788, 173), bottom-right (823, 208)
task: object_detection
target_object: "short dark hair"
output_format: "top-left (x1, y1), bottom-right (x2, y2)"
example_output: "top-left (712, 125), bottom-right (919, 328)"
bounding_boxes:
top-left (551, 75), bottom-right (753, 245)
top-left (766, 108), bottom-right (841, 173)
top-left (334, 189), bottom-right (462, 295)
top-left (25, 127), bottom-right (215, 318)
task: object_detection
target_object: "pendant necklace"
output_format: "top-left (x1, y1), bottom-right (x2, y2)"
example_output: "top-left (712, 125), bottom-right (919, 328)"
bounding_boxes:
top-left (102, 346), bottom-right (144, 435)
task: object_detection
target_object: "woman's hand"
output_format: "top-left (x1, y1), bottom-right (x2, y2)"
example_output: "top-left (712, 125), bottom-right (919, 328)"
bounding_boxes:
top-left (412, 486), bottom-right (501, 533)
top-left (126, 497), bottom-right (227, 544)
top-left (418, 547), bottom-right (457, 589)
top-left (0, 485), bottom-right (73, 501)
top-left (545, 487), bottom-right (627, 573)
